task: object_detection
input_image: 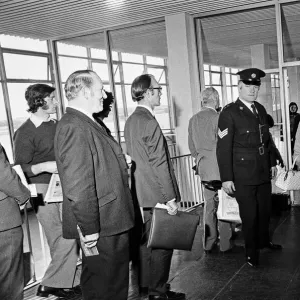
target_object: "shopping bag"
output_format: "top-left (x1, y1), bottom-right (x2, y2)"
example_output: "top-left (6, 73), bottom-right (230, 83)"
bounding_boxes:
top-left (275, 156), bottom-right (300, 191)
top-left (217, 189), bottom-right (241, 223)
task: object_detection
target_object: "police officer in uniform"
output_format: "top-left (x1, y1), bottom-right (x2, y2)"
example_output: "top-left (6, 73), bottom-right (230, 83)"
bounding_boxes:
top-left (216, 68), bottom-right (282, 267)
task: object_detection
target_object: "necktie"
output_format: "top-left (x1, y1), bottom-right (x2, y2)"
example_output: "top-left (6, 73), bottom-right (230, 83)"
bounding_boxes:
top-left (251, 104), bottom-right (259, 119)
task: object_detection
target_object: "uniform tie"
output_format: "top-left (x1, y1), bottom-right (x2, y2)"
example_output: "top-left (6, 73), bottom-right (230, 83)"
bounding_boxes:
top-left (251, 104), bottom-right (259, 119)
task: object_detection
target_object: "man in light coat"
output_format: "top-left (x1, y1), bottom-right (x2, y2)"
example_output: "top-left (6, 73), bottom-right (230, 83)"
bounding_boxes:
top-left (188, 87), bottom-right (233, 253)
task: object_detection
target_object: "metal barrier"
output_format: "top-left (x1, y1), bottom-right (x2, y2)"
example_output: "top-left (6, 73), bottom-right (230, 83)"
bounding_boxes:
top-left (171, 154), bottom-right (204, 209)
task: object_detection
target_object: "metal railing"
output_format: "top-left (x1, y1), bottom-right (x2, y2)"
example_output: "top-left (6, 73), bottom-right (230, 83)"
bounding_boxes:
top-left (171, 154), bottom-right (204, 209)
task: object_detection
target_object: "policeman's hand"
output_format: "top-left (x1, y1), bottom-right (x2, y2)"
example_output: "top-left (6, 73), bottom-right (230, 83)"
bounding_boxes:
top-left (80, 232), bottom-right (100, 248)
top-left (222, 181), bottom-right (236, 195)
top-left (271, 166), bottom-right (277, 179)
top-left (166, 199), bottom-right (179, 216)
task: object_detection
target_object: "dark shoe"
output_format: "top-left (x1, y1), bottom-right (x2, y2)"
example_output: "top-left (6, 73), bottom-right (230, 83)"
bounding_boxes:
top-left (246, 256), bottom-right (259, 268)
top-left (36, 285), bottom-right (74, 298)
top-left (72, 285), bottom-right (82, 295)
top-left (149, 291), bottom-right (185, 300)
top-left (141, 284), bottom-right (171, 295)
top-left (265, 242), bottom-right (282, 250)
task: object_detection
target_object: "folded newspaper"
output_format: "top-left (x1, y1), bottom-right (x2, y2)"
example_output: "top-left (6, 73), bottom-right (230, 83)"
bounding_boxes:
top-left (44, 173), bottom-right (63, 203)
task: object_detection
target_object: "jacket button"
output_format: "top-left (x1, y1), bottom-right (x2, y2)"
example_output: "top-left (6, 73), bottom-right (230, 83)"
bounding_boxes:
top-left (241, 158), bottom-right (244, 160)
top-left (247, 131), bottom-right (249, 133)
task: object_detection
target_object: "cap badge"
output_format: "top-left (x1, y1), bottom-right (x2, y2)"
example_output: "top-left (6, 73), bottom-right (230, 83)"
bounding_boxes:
top-left (251, 73), bottom-right (256, 78)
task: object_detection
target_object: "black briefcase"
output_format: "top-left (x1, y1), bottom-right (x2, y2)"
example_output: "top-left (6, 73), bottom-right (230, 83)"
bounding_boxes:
top-left (147, 208), bottom-right (200, 251)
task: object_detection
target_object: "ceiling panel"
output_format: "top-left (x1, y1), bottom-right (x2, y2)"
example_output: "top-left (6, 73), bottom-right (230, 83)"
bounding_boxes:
top-left (0, 0), bottom-right (274, 40)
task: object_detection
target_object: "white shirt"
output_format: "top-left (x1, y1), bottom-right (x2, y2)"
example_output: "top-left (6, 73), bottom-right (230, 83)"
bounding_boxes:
top-left (137, 104), bottom-right (155, 116)
top-left (30, 114), bottom-right (55, 128)
top-left (68, 104), bottom-right (95, 121)
top-left (239, 98), bottom-right (256, 114)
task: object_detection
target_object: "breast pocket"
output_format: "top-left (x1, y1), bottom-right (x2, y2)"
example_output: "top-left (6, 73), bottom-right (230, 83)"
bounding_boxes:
top-left (237, 128), bottom-right (259, 146)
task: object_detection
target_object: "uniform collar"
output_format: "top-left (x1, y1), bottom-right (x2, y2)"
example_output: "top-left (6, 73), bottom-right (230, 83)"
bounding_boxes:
top-left (239, 98), bottom-right (255, 111)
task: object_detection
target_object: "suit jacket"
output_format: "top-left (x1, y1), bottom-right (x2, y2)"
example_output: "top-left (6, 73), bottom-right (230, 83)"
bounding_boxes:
top-left (54, 108), bottom-right (135, 239)
top-left (188, 107), bottom-right (220, 181)
top-left (124, 106), bottom-right (180, 208)
top-left (217, 99), bottom-right (276, 185)
top-left (0, 144), bottom-right (30, 232)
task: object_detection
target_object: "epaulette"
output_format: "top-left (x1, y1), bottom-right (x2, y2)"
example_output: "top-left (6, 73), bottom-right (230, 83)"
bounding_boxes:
top-left (223, 102), bottom-right (235, 110)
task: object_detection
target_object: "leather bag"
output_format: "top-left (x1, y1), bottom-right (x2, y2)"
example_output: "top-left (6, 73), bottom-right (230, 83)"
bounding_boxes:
top-left (275, 156), bottom-right (300, 191)
top-left (147, 208), bottom-right (200, 251)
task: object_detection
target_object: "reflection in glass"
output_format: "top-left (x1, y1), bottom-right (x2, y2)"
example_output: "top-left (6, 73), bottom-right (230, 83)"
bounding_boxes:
top-left (282, 3), bottom-right (300, 63)
top-left (4, 54), bottom-right (49, 80)
top-left (0, 85), bottom-right (13, 162)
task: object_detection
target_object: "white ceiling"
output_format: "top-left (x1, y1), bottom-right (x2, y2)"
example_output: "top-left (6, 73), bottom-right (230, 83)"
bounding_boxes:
top-left (0, 0), bottom-right (273, 40)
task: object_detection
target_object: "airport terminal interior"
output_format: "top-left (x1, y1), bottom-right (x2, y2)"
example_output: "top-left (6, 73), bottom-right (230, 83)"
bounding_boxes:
top-left (1, 0), bottom-right (300, 299)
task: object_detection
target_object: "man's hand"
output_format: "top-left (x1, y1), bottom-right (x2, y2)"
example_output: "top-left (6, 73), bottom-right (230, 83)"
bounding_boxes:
top-left (222, 181), bottom-right (235, 195)
top-left (32, 161), bottom-right (58, 174)
top-left (80, 232), bottom-right (100, 248)
top-left (166, 199), bottom-right (179, 215)
top-left (271, 166), bottom-right (277, 179)
top-left (124, 154), bottom-right (132, 169)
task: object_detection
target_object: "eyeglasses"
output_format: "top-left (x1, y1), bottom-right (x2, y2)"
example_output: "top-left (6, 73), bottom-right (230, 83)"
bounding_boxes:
top-left (150, 87), bottom-right (162, 93)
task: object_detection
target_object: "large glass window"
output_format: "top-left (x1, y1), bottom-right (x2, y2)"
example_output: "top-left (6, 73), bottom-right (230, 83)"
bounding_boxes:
top-left (4, 53), bottom-right (50, 80)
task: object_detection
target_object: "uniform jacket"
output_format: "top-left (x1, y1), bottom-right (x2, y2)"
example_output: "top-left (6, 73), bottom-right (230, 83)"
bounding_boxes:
top-left (124, 106), bottom-right (180, 208)
top-left (188, 107), bottom-right (220, 181)
top-left (0, 144), bottom-right (30, 231)
top-left (217, 99), bottom-right (276, 185)
top-left (54, 108), bottom-right (135, 239)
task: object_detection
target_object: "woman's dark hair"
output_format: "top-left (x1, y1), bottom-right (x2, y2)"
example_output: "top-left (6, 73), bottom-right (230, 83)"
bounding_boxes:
top-left (289, 102), bottom-right (298, 114)
top-left (102, 91), bottom-right (114, 111)
top-left (266, 114), bottom-right (274, 128)
top-left (25, 84), bottom-right (55, 113)
top-left (131, 74), bottom-right (152, 102)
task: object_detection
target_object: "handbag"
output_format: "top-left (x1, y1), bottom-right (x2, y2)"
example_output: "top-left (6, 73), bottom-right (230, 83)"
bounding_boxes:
top-left (147, 208), bottom-right (200, 251)
top-left (217, 189), bottom-right (241, 223)
top-left (275, 156), bottom-right (300, 191)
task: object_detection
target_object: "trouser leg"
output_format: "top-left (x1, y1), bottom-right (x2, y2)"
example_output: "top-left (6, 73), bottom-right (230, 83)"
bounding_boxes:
top-left (257, 183), bottom-right (272, 248)
top-left (81, 232), bottom-right (130, 300)
top-left (0, 226), bottom-right (24, 300)
top-left (234, 184), bottom-right (259, 258)
top-left (139, 210), bottom-right (173, 296)
top-left (203, 187), bottom-right (218, 250)
top-left (35, 202), bottom-right (79, 288)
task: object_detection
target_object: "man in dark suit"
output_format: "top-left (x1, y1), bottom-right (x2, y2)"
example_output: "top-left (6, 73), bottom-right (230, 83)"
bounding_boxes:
top-left (188, 87), bottom-right (233, 253)
top-left (217, 68), bottom-right (282, 268)
top-left (54, 70), bottom-right (135, 300)
top-left (124, 74), bottom-right (185, 300)
top-left (0, 144), bottom-right (30, 300)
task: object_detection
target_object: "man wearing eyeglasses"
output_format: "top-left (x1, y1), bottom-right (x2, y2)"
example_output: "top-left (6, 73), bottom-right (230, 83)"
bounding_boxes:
top-left (124, 74), bottom-right (185, 300)
top-left (217, 68), bottom-right (282, 268)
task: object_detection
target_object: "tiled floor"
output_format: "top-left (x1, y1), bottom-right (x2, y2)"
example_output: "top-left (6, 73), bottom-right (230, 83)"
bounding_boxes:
top-left (25, 205), bottom-right (300, 300)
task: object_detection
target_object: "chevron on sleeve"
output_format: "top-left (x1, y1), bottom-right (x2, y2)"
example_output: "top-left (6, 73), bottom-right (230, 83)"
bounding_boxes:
top-left (218, 128), bottom-right (228, 139)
